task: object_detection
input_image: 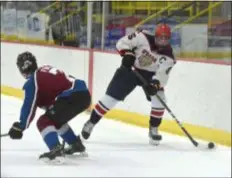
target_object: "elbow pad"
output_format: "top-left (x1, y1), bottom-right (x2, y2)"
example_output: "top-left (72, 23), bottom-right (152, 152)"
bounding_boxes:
top-left (121, 52), bottom-right (136, 69)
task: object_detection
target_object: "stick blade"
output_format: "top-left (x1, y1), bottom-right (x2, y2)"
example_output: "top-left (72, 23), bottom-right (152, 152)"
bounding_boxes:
top-left (196, 142), bottom-right (216, 150)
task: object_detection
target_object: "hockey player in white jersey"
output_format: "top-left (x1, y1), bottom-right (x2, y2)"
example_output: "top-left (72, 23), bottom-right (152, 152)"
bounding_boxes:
top-left (81, 23), bottom-right (176, 145)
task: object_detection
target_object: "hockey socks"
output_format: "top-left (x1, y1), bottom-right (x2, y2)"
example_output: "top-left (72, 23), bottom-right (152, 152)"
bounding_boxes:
top-left (90, 95), bottom-right (118, 124)
top-left (37, 115), bottom-right (61, 150)
top-left (150, 107), bottom-right (165, 127)
top-left (57, 124), bottom-right (78, 145)
top-left (43, 131), bottom-right (60, 150)
top-left (90, 101), bottom-right (109, 124)
top-left (37, 116), bottom-right (78, 150)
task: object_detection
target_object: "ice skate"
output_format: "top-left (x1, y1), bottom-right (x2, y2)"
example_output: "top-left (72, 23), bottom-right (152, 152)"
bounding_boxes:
top-left (64, 136), bottom-right (88, 157)
top-left (39, 144), bottom-right (65, 164)
top-left (81, 120), bottom-right (95, 140)
top-left (149, 126), bottom-right (162, 146)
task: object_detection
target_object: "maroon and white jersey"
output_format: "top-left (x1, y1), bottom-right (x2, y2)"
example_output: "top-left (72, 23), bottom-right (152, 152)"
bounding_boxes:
top-left (19, 65), bottom-right (75, 129)
top-left (35, 65), bottom-right (74, 108)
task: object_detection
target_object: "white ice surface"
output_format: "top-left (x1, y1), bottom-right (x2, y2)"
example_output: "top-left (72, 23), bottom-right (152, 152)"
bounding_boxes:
top-left (1, 94), bottom-right (231, 177)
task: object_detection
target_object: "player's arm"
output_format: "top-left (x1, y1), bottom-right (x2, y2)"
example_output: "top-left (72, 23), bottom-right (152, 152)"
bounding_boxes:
top-left (153, 54), bottom-right (175, 86)
top-left (8, 73), bottom-right (38, 139)
top-left (116, 30), bottom-right (141, 69)
top-left (20, 73), bottom-right (38, 129)
top-left (143, 55), bottom-right (175, 97)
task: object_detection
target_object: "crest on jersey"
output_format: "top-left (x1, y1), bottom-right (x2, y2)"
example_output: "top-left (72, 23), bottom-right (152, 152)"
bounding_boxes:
top-left (138, 49), bottom-right (156, 67)
top-left (138, 55), bottom-right (153, 67)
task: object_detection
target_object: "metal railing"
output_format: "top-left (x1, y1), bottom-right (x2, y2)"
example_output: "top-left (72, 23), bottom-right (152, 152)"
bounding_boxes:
top-left (172, 1), bottom-right (223, 31)
top-left (134, 1), bottom-right (194, 28)
top-left (111, 1), bottom-right (195, 16)
top-left (49, 5), bottom-right (87, 46)
top-left (1, 1), bottom-right (231, 60)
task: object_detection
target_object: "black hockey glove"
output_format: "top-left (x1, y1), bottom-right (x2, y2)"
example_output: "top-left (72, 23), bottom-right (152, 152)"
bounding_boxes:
top-left (121, 51), bottom-right (136, 70)
top-left (8, 122), bottom-right (23, 139)
top-left (143, 79), bottom-right (161, 96)
top-left (143, 90), bottom-right (152, 101)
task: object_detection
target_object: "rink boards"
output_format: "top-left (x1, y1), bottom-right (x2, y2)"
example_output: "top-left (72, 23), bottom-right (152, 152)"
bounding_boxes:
top-left (1, 41), bottom-right (231, 147)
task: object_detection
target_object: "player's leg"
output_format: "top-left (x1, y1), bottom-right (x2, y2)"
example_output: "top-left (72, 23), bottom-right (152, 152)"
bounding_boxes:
top-left (37, 90), bottom-right (91, 160)
top-left (149, 89), bottom-right (166, 145)
top-left (48, 90), bottom-right (91, 154)
top-left (81, 66), bottom-right (138, 140)
top-left (57, 123), bottom-right (86, 155)
top-left (36, 115), bottom-right (65, 163)
top-left (81, 94), bottom-right (118, 140)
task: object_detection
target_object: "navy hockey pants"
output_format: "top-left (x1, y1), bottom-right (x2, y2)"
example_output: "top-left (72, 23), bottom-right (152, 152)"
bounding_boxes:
top-left (45, 90), bottom-right (91, 128)
top-left (106, 66), bottom-right (154, 101)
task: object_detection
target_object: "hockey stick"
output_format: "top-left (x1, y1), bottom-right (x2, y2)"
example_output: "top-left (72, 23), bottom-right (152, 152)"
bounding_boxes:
top-left (1, 133), bottom-right (9, 137)
top-left (61, 140), bottom-right (66, 150)
top-left (132, 68), bottom-right (215, 149)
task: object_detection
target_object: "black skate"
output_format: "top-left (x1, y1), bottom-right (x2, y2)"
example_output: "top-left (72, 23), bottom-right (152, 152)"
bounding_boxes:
top-left (64, 136), bottom-right (88, 157)
top-left (39, 144), bottom-right (65, 164)
top-left (81, 120), bottom-right (95, 140)
top-left (149, 126), bottom-right (162, 146)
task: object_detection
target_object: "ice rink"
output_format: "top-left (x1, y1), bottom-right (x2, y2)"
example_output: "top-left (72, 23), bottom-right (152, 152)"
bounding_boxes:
top-left (1, 94), bottom-right (231, 177)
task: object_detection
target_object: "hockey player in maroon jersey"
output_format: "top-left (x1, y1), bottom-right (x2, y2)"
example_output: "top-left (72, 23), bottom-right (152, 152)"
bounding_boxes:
top-left (81, 23), bottom-right (176, 145)
top-left (7, 51), bottom-right (91, 163)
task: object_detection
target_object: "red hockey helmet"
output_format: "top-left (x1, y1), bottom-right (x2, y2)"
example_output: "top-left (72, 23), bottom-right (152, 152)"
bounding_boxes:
top-left (155, 23), bottom-right (171, 46)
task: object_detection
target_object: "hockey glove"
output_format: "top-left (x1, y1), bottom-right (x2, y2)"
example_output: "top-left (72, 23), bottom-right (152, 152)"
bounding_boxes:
top-left (143, 79), bottom-right (161, 96)
top-left (121, 51), bottom-right (136, 70)
top-left (8, 122), bottom-right (23, 139)
top-left (143, 90), bottom-right (152, 101)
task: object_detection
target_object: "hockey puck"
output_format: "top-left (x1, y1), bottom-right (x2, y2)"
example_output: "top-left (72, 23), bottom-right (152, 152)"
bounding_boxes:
top-left (208, 142), bottom-right (215, 149)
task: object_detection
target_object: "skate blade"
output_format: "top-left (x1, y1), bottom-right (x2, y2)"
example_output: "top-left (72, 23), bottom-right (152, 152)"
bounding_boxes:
top-left (149, 139), bottom-right (160, 146)
top-left (39, 156), bottom-right (65, 165)
top-left (66, 151), bottom-right (88, 158)
top-left (80, 151), bottom-right (88, 157)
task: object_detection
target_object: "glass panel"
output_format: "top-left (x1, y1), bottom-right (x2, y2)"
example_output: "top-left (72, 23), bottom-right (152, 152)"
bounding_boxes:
top-left (1, 1), bottom-right (231, 61)
top-left (1, 1), bottom-right (87, 47)
top-left (101, 1), bottom-right (231, 61)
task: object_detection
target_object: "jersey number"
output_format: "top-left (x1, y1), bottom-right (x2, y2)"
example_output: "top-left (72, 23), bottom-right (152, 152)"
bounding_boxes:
top-left (128, 29), bottom-right (142, 40)
top-left (40, 66), bottom-right (61, 75)
top-left (128, 32), bottom-right (136, 40)
top-left (159, 56), bottom-right (166, 64)
top-left (41, 66), bottom-right (75, 82)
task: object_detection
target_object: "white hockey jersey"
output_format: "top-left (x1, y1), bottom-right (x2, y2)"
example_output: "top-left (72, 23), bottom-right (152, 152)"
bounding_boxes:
top-left (116, 30), bottom-right (176, 87)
